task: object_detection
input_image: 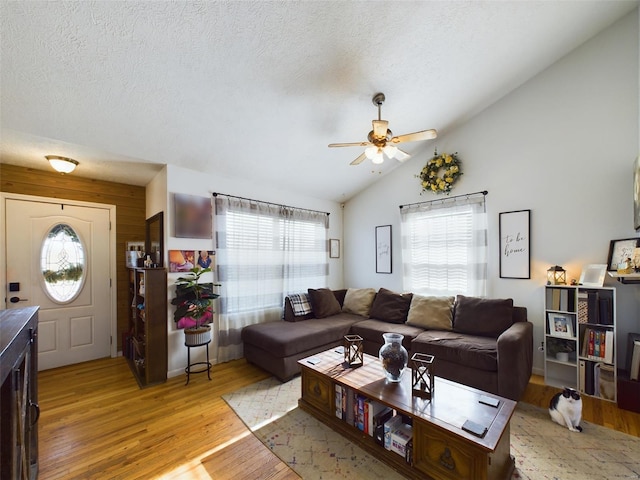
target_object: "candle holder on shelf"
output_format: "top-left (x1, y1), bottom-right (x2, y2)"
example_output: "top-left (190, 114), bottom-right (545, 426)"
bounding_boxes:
top-left (547, 265), bottom-right (566, 285)
top-left (411, 353), bottom-right (434, 399)
top-left (344, 335), bottom-right (363, 368)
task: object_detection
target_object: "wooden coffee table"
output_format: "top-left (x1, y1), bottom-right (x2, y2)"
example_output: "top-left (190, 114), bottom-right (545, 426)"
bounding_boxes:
top-left (298, 348), bottom-right (516, 480)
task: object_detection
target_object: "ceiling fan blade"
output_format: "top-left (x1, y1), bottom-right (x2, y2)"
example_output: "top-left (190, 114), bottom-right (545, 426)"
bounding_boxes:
top-left (394, 148), bottom-right (411, 162)
top-left (350, 152), bottom-right (367, 166)
top-left (329, 141), bottom-right (371, 148)
top-left (390, 128), bottom-right (438, 144)
top-left (372, 120), bottom-right (389, 138)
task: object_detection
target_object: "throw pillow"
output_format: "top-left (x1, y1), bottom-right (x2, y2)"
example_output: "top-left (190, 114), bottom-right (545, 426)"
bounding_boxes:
top-left (332, 289), bottom-right (348, 307)
top-left (453, 295), bottom-right (514, 338)
top-left (406, 295), bottom-right (455, 330)
top-left (342, 288), bottom-right (377, 317)
top-left (369, 288), bottom-right (413, 324)
top-left (307, 288), bottom-right (342, 318)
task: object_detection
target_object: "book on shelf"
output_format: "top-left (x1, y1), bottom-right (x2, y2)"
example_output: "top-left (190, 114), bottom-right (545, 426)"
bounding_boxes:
top-left (587, 290), bottom-right (600, 325)
top-left (604, 330), bottom-right (613, 364)
top-left (345, 387), bottom-right (355, 426)
top-left (335, 384), bottom-right (344, 419)
top-left (546, 287), bottom-right (574, 312)
top-left (355, 395), bottom-right (366, 432)
top-left (384, 415), bottom-right (403, 450)
top-left (585, 360), bottom-right (595, 395)
top-left (580, 289), bottom-right (614, 326)
top-left (548, 288), bottom-right (561, 310)
top-left (369, 404), bottom-right (393, 438)
top-left (581, 327), bottom-right (614, 363)
top-left (578, 360), bottom-right (586, 394)
top-left (587, 329), bottom-right (595, 357)
top-left (560, 289), bottom-right (568, 311)
top-left (598, 296), bottom-right (613, 325)
top-left (577, 292), bottom-right (589, 323)
top-left (405, 439), bottom-right (413, 466)
top-left (390, 422), bottom-right (413, 457)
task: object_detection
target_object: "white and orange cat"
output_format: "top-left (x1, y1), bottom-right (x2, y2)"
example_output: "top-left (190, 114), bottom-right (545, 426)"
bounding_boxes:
top-left (549, 387), bottom-right (582, 432)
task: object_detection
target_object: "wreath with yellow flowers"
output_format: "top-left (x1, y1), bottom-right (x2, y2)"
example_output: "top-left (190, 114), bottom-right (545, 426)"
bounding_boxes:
top-left (418, 151), bottom-right (462, 194)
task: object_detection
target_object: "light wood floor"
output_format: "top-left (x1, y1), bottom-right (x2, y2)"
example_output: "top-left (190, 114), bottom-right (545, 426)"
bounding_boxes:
top-left (38, 357), bottom-right (640, 479)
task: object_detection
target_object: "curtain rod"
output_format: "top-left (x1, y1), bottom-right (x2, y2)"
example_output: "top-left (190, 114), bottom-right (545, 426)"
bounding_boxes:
top-left (212, 192), bottom-right (330, 216)
top-left (399, 190), bottom-right (488, 209)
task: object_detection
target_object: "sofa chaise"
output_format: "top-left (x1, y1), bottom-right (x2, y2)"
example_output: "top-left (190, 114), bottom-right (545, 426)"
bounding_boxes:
top-left (241, 287), bottom-right (533, 401)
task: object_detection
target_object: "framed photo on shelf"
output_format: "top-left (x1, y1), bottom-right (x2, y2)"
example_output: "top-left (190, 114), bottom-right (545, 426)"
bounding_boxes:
top-left (329, 239), bottom-right (340, 258)
top-left (547, 313), bottom-right (574, 338)
top-left (579, 264), bottom-right (607, 287)
top-left (498, 209), bottom-right (530, 279)
top-left (606, 238), bottom-right (640, 271)
top-left (375, 225), bottom-right (392, 274)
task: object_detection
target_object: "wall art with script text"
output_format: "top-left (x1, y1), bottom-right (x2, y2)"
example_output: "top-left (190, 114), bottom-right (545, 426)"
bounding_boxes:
top-left (499, 210), bottom-right (531, 279)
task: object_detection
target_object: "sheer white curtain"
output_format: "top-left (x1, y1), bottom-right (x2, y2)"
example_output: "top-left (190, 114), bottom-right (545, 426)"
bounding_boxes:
top-left (400, 194), bottom-right (487, 297)
top-left (214, 196), bottom-right (328, 362)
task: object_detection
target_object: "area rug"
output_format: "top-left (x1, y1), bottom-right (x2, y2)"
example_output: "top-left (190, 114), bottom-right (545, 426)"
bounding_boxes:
top-left (223, 377), bottom-right (640, 479)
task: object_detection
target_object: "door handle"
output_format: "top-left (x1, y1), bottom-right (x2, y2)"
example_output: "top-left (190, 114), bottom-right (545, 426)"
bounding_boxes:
top-left (9, 296), bottom-right (28, 303)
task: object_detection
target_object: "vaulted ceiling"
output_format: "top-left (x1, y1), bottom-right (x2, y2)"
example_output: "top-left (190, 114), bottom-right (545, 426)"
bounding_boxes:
top-left (1, 1), bottom-right (637, 201)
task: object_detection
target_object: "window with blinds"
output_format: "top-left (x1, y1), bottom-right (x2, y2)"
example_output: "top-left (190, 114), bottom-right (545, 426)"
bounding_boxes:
top-left (401, 196), bottom-right (487, 297)
top-left (217, 200), bottom-right (328, 314)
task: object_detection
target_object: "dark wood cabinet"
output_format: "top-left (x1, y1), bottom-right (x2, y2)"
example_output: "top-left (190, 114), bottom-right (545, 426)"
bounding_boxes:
top-left (1, 306), bottom-right (39, 480)
top-left (126, 268), bottom-right (167, 387)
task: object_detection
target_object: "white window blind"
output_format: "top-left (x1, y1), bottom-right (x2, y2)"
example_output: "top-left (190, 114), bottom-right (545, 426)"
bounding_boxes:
top-left (215, 195), bottom-right (329, 361)
top-left (400, 195), bottom-right (487, 297)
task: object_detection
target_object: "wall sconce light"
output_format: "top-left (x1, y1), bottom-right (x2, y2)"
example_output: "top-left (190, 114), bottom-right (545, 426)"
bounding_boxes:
top-left (547, 265), bottom-right (566, 285)
top-left (46, 155), bottom-right (79, 174)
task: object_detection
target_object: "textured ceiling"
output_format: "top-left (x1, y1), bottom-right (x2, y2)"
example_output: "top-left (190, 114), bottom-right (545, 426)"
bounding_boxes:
top-left (1, 1), bottom-right (637, 201)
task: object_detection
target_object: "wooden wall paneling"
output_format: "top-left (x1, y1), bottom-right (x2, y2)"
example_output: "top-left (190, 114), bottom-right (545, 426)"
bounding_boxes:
top-left (0, 164), bottom-right (146, 350)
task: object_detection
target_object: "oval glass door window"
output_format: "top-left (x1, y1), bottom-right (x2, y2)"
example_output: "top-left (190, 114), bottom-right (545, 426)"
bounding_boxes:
top-left (41, 223), bottom-right (86, 303)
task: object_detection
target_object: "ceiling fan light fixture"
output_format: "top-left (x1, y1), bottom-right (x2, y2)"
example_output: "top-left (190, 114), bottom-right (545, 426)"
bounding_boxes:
top-left (371, 150), bottom-right (385, 165)
top-left (329, 92), bottom-right (436, 167)
top-left (45, 155), bottom-right (79, 174)
top-left (383, 145), bottom-right (398, 159)
top-left (364, 146), bottom-right (378, 159)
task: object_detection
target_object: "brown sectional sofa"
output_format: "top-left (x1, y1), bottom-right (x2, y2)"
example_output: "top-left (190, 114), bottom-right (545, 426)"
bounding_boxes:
top-left (241, 288), bottom-right (533, 401)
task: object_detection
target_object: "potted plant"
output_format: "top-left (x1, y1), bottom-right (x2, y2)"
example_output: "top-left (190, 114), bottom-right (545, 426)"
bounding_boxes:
top-left (171, 267), bottom-right (219, 346)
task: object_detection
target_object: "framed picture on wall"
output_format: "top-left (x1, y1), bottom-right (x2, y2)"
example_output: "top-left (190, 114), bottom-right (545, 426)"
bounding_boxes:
top-left (499, 210), bottom-right (531, 279)
top-left (376, 225), bottom-right (392, 274)
top-left (174, 194), bottom-right (213, 239)
top-left (168, 250), bottom-right (196, 272)
top-left (329, 239), bottom-right (340, 258)
top-left (196, 250), bottom-right (215, 270)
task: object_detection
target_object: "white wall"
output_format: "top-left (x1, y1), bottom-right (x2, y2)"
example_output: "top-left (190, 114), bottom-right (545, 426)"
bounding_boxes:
top-left (149, 164), bottom-right (344, 377)
top-left (344, 10), bottom-right (639, 375)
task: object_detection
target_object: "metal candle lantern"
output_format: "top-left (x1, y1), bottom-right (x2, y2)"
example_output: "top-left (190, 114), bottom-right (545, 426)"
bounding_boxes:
top-left (547, 265), bottom-right (566, 285)
top-left (344, 335), bottom-right (363, 368)
top-left (411, 353), bottom-right (434, 399)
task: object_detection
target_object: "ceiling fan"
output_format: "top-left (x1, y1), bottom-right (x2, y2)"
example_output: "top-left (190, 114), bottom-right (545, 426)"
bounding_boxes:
top-left (329, 93), bottom-right (437, 166)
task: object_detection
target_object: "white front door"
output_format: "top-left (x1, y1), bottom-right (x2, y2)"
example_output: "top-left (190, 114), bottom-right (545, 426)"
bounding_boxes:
top-left (5, 198), bottom-right (112, 370)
